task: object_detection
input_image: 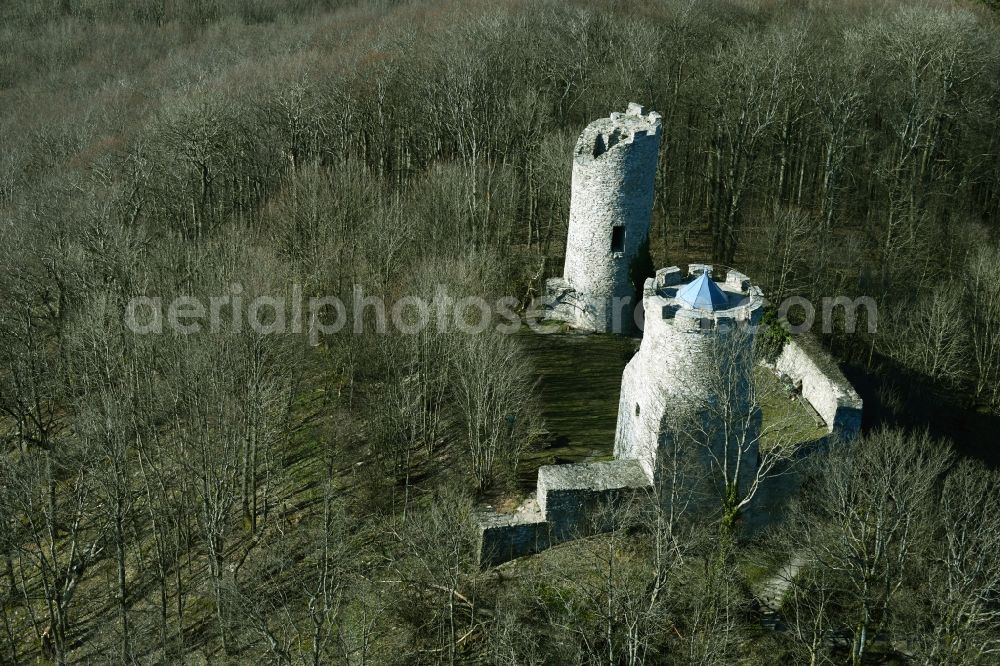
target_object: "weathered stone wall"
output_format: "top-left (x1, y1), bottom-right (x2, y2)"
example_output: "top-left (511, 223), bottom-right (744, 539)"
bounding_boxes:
top-left (538, 459), bottom-right (650, 541)
top-left (542, 277), bottom-right (582, 326)
top-left (477, 507), bottom-right (549, 568)
top-left (554, 103), bottom-right (662, 332)
top-left (615, 315), bottom-right (710, 480)
top-left (476, 460), bottom-right (651, 566)
top-left (774, 337), bottom-right (863, 440)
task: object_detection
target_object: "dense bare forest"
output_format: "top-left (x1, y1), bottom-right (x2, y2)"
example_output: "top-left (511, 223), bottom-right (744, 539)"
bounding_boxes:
top-left (1, 0), bottom-right (999, 663)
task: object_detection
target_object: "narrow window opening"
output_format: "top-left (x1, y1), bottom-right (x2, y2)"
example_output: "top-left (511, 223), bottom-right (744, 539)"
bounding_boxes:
top-left (635, 403), bottom-right (641, 417)
top-left (592, 134), bottom-right (607, 158)
top-left (611, 225), bottom-right (626, 253)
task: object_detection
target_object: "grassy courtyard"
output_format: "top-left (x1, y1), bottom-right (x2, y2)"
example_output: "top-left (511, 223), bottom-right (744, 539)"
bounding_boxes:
top-left (517, 331), bottom-right (827, 490)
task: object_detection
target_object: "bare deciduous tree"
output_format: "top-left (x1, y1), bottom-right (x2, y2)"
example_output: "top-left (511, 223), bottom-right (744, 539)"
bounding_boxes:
top-left (796, 429), bottom-right (951, 666)
top-left (910, 460), bottom-right (1000, 664)
top-left (452, 331), bottom-right (538, 492)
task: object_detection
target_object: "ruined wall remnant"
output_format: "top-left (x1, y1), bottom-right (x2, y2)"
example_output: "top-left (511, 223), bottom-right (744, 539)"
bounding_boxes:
top-left (477, 460), bottom-right (650, 567)
top-left (478, 505), bottom-right (549, 568)
top-left (773, 336), bottom-right (863, 440)
top-left (544, 103), bottom-right (662, 332)
top-left (537, 459), bottom-right (651, 541)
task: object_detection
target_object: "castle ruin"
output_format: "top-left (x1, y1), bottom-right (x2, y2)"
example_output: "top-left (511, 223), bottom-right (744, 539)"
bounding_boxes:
top-left (476, 105), bottom-right (861, 567)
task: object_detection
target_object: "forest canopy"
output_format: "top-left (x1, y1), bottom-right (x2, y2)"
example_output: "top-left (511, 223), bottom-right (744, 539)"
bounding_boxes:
top-left (1, 0), bottom-right (999, 663)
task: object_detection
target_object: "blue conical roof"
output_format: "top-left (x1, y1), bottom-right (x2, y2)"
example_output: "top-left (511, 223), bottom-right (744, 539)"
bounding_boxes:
top-left (676, 272), bottom-right (729, 310)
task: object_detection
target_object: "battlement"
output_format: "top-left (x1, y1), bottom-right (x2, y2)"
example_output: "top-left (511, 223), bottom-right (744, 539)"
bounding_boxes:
top-left (655, 266), bottom-right (682, 287)
top-left (576, 104), bottom-right (662, 162)
top-left (642, 265), bottom-right (764, 331)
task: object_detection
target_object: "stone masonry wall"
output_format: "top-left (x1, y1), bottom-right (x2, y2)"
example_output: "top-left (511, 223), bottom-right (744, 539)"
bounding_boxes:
top-left (538, 459), bottom-right (650, 541)
top-left (615, 315), bottom-right (710, 481)
top-left (774, 336), bottom-right (863, 439)
top-left (476, 460), bottom-right (650, 566)
top-left (478, 507), bottom-right (549, 568)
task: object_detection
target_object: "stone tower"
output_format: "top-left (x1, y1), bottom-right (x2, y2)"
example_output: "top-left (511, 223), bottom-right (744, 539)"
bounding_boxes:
top-left (615, 265), bottom-right (765, 501)
top-left (545, 103), bottom-right (662, 332)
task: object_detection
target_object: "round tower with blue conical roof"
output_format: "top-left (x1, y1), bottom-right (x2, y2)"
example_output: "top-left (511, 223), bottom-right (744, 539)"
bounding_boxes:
top-left (615, 264), bottom-right (765, 518)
